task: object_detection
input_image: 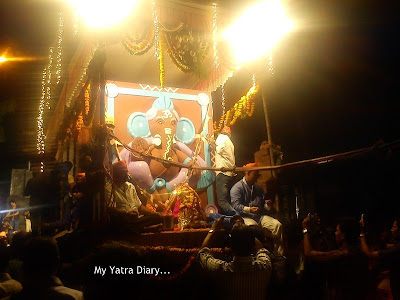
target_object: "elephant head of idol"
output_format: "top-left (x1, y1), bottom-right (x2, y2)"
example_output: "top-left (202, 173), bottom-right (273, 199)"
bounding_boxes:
top-left (127, 97), bottom-right (196, 160)
top-left (147, 105), bottom-right (179, 160)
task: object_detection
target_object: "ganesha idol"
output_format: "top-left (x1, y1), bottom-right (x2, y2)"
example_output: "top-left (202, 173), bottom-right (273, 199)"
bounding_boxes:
top-left (119, 97), bottom-right (211, 211)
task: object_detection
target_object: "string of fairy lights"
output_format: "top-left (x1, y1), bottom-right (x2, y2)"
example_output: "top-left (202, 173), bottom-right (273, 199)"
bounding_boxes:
top-left (221, 83), bottom-right (226, 125)
top-left (152, 0), bottom-right (160, 61)
top-left (36, 48), bottom-right (53, 159)
top-left (212, 3), bottom-right (219, 69)
top-left (36, 12), bottom-right (64, 169)
top-left (55, 13), bottom-right (64, 84)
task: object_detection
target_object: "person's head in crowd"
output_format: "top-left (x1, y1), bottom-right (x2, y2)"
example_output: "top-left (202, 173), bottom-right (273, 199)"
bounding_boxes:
top-left (112, 161), bottom-right (128, 185)
top-left (10, 231), bottom-right (32, 259)
top-left (335, 219), bottom-right (360, 247)
top-left (221, 126), bottom-right (231, 137)
top-left (10, 199), bottom-right (17, 210)
top-left (22, 237), bottom-right (61, 278)
top-left (230, 223), bottom-right (255, 257)
top-left (243, 162), bottom-right (260, 186)
top-left (75, 172), bottom-right (86, 184)
top-left (2, 219), bottom-right (12, 231)
top-left (391, 217), bottom-right (400, 242)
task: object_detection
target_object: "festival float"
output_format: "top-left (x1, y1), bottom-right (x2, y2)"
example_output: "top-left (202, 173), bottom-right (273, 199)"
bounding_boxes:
top-left (35, 0), bottom-right (293, 280)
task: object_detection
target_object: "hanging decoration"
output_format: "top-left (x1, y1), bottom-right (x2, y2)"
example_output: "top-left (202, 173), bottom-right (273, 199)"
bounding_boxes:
top-left (75, 112), bottom-right (83, 136)
top-left (83, 75), bottom-right (99, 126)
top-left (84, 84), bottom-right (90, 115)
top-left (214, 78), bottom-right (259, 132)
top-left (122, 2), bottom-right (211, 81)
top-left (55, 51), bottom-right (105, 144)
top-left (122, 27), bottom-right (155, 56)
top-left (212, 2), bottom-right (219, 69)
top-left (163, 26), bottom-right (210, 78)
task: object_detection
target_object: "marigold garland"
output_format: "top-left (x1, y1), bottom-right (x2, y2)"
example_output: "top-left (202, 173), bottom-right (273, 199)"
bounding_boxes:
top-left (75, 112), bottom-right (83, 134)
top-left (84, 83), bottom-right (90, 116)
top-left (214, 84), bottom-right (259, 132)
top-left (83, 75), bottom-right (99, 127)
top-left (148, 254), bottom-right (196, 281)
top-left (122, 29), bottom-right (155, 56)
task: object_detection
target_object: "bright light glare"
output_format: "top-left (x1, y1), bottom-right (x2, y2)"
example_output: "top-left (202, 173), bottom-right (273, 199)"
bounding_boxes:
top-left (223, 0), bottom-right (293, 64)
top-left (0, 56), bottom-right (40, 63)
top-left (67, 0), bottom-right (139, 29)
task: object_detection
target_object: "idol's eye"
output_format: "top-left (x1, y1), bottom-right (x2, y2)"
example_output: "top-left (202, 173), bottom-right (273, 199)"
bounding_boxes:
top-left (170, 119), bottom-right (177, 126)
top-left (157, 118), bottom-right (164, 125)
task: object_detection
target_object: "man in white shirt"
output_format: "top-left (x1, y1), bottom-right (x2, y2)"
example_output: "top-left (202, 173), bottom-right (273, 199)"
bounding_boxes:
top-left (214, 126), bottom-right (236, 214)
top-left (105, 161), bottom-right (163, 234)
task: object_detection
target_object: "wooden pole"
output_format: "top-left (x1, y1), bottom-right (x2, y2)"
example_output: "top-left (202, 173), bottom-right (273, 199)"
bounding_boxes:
top-left (261, 87), bottom-right (275, 177)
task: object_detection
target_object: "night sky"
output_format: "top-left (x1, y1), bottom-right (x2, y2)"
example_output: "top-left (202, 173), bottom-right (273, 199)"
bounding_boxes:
top-left (1, 0), bottom-right (400, 220)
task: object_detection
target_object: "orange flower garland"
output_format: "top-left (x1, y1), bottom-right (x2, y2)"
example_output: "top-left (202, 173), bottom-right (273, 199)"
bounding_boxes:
top-left (76, 112), bottom-right (83, 134)
top-left (84, 83), bottom-right (90, 116)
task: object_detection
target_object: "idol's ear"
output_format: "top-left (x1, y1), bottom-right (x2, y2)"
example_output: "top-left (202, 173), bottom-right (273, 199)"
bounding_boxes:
top-left (176, 117), bottom-right (195, 145)
top-left (127, 112), bottom-right (151, 138)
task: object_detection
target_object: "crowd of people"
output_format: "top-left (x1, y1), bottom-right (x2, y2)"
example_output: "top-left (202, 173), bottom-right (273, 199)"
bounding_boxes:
top-left (1, 212), bottom-right (398, 299)
top-left (0, 126), bottom-right (398, 299)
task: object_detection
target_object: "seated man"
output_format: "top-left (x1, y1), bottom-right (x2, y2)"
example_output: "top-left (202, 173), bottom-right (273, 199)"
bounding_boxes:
top-left (197, 217), bottom-right (272, 300)
top-left (231, 163), bottom-right (284, 255)
top-left (105, 161), bottom-right (163, 234)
